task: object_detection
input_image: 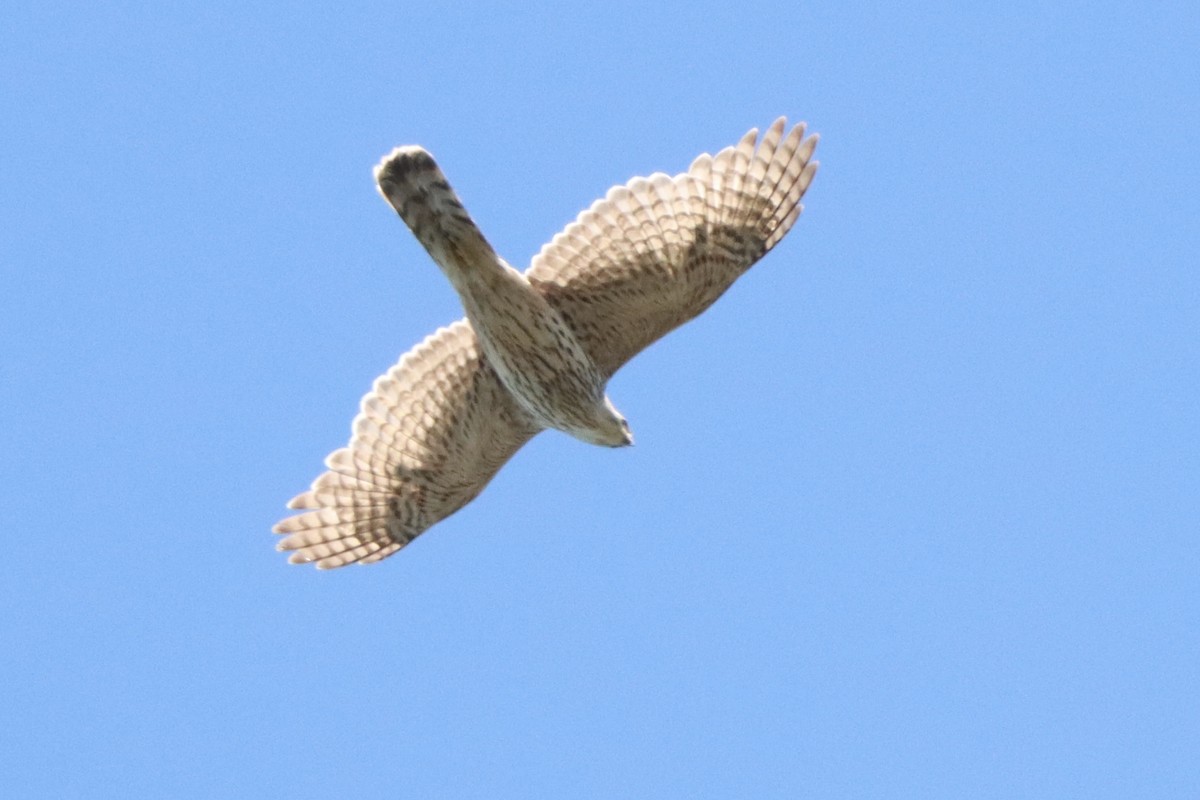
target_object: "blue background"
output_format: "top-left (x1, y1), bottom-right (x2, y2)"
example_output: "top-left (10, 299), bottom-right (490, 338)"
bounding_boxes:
top-left (3, 1), bottom-right (1197, 796)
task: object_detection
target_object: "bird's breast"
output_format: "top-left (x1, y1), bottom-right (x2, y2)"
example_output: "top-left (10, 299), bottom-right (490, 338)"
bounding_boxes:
top-left (456, 267), bottom-right (607, 438)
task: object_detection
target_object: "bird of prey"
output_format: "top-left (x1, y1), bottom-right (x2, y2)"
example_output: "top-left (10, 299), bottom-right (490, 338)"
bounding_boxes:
top-left (275, 118), bottom-right (819, 568)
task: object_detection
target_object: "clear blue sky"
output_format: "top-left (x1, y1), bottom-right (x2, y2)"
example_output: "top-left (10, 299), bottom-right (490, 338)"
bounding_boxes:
top-left (3, 1), bottom-right (1197, 797)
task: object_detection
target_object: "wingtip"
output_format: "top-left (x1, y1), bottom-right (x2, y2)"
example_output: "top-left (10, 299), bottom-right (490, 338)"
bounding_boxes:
top-left (764, 117), bottom-right (788, 141)
top-left (285, 491), bottom-right (312, 510)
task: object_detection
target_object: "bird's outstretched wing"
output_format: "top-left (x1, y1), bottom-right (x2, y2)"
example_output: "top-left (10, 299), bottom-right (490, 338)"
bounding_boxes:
top-left (274, 320), bottom-right (540, 569)
top-left (525, 117), bottom-right (818, 377)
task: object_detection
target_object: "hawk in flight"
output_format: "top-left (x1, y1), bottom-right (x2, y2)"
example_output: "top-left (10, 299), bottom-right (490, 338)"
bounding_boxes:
top-left (276, 118), bottom-right (819, 568)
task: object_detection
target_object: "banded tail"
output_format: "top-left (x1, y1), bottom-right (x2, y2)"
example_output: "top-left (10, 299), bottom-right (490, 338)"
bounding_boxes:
top-left (374, 147), bottom-right (499, 273)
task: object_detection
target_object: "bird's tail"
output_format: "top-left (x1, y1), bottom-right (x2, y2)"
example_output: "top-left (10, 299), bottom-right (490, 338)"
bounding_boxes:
top-left (374, 146), bottom-right (498, 273)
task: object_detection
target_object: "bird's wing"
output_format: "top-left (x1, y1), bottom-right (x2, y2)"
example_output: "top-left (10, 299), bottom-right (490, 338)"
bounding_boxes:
top-left (274, 320), bottom-right (541, 569)
top-left (525, 118), bottom-right (818, 378)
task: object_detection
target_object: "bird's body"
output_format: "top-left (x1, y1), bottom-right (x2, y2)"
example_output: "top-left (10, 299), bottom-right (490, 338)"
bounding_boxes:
top-left (275, 118), bottom-right (819, 568)
top-left (376, 147), bottom-right (627, 447)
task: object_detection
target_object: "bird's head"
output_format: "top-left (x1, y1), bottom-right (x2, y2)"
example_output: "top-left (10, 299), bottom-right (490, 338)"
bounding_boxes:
top-left (583, 397), bottom-right (634, 448)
